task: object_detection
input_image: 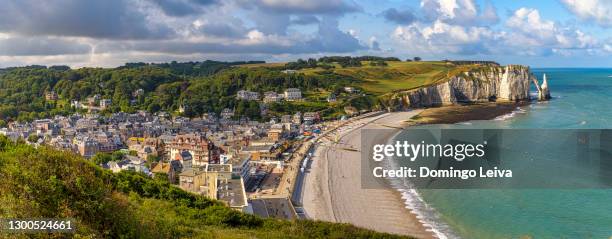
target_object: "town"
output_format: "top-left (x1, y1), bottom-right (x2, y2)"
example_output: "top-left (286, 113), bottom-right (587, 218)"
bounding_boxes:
top-left (0, 86), bottom-right (365, 219)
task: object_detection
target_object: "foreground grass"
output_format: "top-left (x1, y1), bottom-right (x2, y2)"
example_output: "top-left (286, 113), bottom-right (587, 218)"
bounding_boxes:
top-left (0, 136), bottom-right (412, 239)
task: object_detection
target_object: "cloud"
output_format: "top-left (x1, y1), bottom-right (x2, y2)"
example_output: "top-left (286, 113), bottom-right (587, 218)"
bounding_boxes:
top-left (95, 17), bottom-right (367, 56)
top-left (0, 36), bottom-right (91, 56)
top-left (392, 20), bottom-right (500, 55)
top-left (249, 0), bottom-right (362, 15)
top-left (381, 8), bottom-right (417, 25)
top-left (0, 0), bottom-right (174, 40)
top-left (505, 8), bottom-right (599, 50)
top-left (560, 0), bottom-right (612, 28)
top-left (391, 6), bottom-right (607, 57)
top-left (420, 0), bottom-right (499, 26)
top-left (148, 0), bottom-right (219, 16)
top-left (291, 15), bottom-right (320, 25)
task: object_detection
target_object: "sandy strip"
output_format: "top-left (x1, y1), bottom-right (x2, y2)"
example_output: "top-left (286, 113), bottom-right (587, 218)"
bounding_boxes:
top-left (301, 111), bottom-right (434, 239)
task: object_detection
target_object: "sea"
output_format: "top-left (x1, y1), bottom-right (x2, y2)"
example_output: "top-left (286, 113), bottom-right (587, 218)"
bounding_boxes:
top-left (391, 68), bottom-right (612, 239)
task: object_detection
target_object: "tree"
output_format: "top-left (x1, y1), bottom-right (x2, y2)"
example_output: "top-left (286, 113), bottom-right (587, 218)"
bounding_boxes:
top-left (92, 152), bottom-right (113, 165)
top-left (413, 57), bottom-right (422, 62)
top-left (27, 134), bottom-right (39, 143)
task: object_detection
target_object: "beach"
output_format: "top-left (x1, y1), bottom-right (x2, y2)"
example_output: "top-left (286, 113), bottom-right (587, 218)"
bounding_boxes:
top-left (300, 103), bottom-right (527, 239)
top-left (301, 110), bottom-right (434, 238)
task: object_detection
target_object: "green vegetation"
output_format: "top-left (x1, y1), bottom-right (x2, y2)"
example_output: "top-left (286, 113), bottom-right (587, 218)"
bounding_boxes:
top-left (0, 135), bottom-right (410, 238)
top-left (0, 57), bottom-right (483, 123)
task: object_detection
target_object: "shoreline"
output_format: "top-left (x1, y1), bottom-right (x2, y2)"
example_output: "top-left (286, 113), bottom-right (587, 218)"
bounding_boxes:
top-left (300, 102), bottom-right (528, 239)
top-left (301, 111), bottom-right (433, 238)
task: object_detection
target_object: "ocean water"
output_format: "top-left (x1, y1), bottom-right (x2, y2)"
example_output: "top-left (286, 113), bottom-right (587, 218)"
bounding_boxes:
top-left (395, 68), bottom-right (612, 239)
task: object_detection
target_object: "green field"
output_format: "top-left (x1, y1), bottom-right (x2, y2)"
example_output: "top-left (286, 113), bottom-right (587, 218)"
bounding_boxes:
top-left (303, 61), bottom-right (480, 94)
top-left (245, 61), bottom-right (477, 95)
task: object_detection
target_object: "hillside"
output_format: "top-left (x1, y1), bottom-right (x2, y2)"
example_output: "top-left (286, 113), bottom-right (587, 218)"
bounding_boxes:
top-left (0, 135), bottom-right (410, 238)
top-left (0, 57), bottom-right (499, 123)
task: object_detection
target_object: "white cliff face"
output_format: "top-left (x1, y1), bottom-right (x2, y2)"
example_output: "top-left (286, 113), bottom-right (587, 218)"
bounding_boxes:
top-left (539, 74), bottom-right (551, 100)
top-left (400, 65), bottom-right (535, 108)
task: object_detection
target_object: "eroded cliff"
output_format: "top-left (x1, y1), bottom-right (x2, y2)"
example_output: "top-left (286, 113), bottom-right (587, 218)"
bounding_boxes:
top-left (395, 65), bottom-right (537, 108)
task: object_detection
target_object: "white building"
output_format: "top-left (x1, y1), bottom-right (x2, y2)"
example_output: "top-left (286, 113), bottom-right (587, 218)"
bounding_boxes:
top-left (284, 88), bottom-right (302, 101)
top-left (100, 99), bottom-right (112, 109)
top-left (237, 90), bottom-right (260, 101)
top-left (263, 91), bottom-right (283, 103)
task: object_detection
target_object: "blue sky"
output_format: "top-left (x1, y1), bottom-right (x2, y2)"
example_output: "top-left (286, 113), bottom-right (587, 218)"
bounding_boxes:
top-left (0, 0), bottom-right (610, 67)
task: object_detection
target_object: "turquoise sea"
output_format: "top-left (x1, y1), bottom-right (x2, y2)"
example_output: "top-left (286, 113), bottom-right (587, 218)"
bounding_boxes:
top-left (395, 68), bottom-right (612, 239)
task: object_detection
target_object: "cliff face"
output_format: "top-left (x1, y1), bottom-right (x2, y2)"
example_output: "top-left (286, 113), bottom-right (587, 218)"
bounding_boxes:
top-left (399, 65), bottom-right (534, 108)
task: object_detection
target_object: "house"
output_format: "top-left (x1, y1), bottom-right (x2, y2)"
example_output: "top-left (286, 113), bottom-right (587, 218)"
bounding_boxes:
top-left (303, 112), bottom-right (320, 124)
top-left (100, 99), bottom-right (112, 109)
top-left (343, 87), bottom-right (355, 93)
top-left (70, 100), bottom-right (82, 109)
top-left (267, 128), bottom-right (284, 142)
top-left (280, 115), bottom-right (292, 123)
top-left (263, 91), bottom-right (283, 103)
top-left (166, 133), bottom-right (222, 167)
top-left (179, 163), bottom-right (248, 211)
top-left (220, 108), bottom-right (234, 119)
top-left (76, 137), bottom-right (99, 158)
top-left (237, 90), bottom-right (260, 101)
top-left (327, 94), bottom-right (337, 102)
top-left (151, 160), bottom-right (182, 183)
top-left (45, 91), bottom-right (58, 100)
top-left (281, 69), bottom-right (297, 74)
top-left (133, 88), bottom-right (145, 97)
top-left (283, 88), bottom-right (302, 101)
top-left (292, 112), bottom-right (302, 124)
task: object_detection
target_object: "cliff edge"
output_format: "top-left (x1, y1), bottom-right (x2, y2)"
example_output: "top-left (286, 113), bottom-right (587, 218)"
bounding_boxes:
top-left (396, 65), bottom-right (544, 108)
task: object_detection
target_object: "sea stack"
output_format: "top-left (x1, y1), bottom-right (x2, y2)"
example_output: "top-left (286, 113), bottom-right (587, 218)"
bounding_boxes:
top-left (539, 74), bottom-right (551, 100)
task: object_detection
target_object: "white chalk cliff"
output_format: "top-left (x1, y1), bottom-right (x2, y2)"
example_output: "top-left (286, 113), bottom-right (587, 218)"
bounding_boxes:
top-left (539, 74), bottom-right (551, 100)
top-left (396, 65), bottom-right (543, 108)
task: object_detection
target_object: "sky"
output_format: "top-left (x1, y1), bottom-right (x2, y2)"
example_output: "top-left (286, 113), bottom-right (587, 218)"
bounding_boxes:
top-left (0, 0), bottom-right (611, 68)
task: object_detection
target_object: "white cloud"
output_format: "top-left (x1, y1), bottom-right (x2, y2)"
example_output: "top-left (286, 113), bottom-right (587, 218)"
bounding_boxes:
top-left (560, 0), bottom-right (612, 28)
top-left (420, 0), bottom-right (498, 26)
top-left (391, 7), bottom-right (609, 58)
top-left (392, 20), bottom-right (500, 54)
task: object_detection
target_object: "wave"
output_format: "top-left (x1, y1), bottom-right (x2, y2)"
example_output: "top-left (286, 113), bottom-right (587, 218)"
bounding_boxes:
top-left (493, 107), bottom-right (526, 121)
top-left (383, 134), bottom-right (459, 239)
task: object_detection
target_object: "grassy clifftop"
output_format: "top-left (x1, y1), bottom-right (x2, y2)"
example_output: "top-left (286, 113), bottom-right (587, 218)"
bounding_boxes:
top-left (245, 61), bottom-right (480, 95)
top-left (0, 136), bottom-right (411, 239)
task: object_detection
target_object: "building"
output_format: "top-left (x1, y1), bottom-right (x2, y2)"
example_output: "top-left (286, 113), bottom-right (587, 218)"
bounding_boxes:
top-left (283, 88), bottom-right (302, 101)
top-left (267, 127), bottom-right (284, 142)
top-left (166, 133), bottom-right (221, 167)
top-left (133, 88), bottom-right (145, 97)
top-left (76, 137), bottom-right (99, 158)
top-left (45, 91), bottom-right (59, 100)
top-left (327, 94), bottom-right (337, 102)
top-left (100, 99), bottom-right (112, 109)
top-left (236, 90), bottom-right (260, 101)
top-left (292, 112), bottom-right (302, 124)
top-left (151, 160), bottom-right (182, 183)
top-left (179, 163), bottom-right (248, 211)
top-left (220, 108), bottom-right (234, 119)
top-left (70, 100), bottom-right (82, 109)
top-left (280, 115), bottom-right (292, 123)
top-left (343, 87), bottom-right (355, 93)
top-left (263, 91), bottom-right (283, 103)
top-left (303, 112), bottom-right (320, 124)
